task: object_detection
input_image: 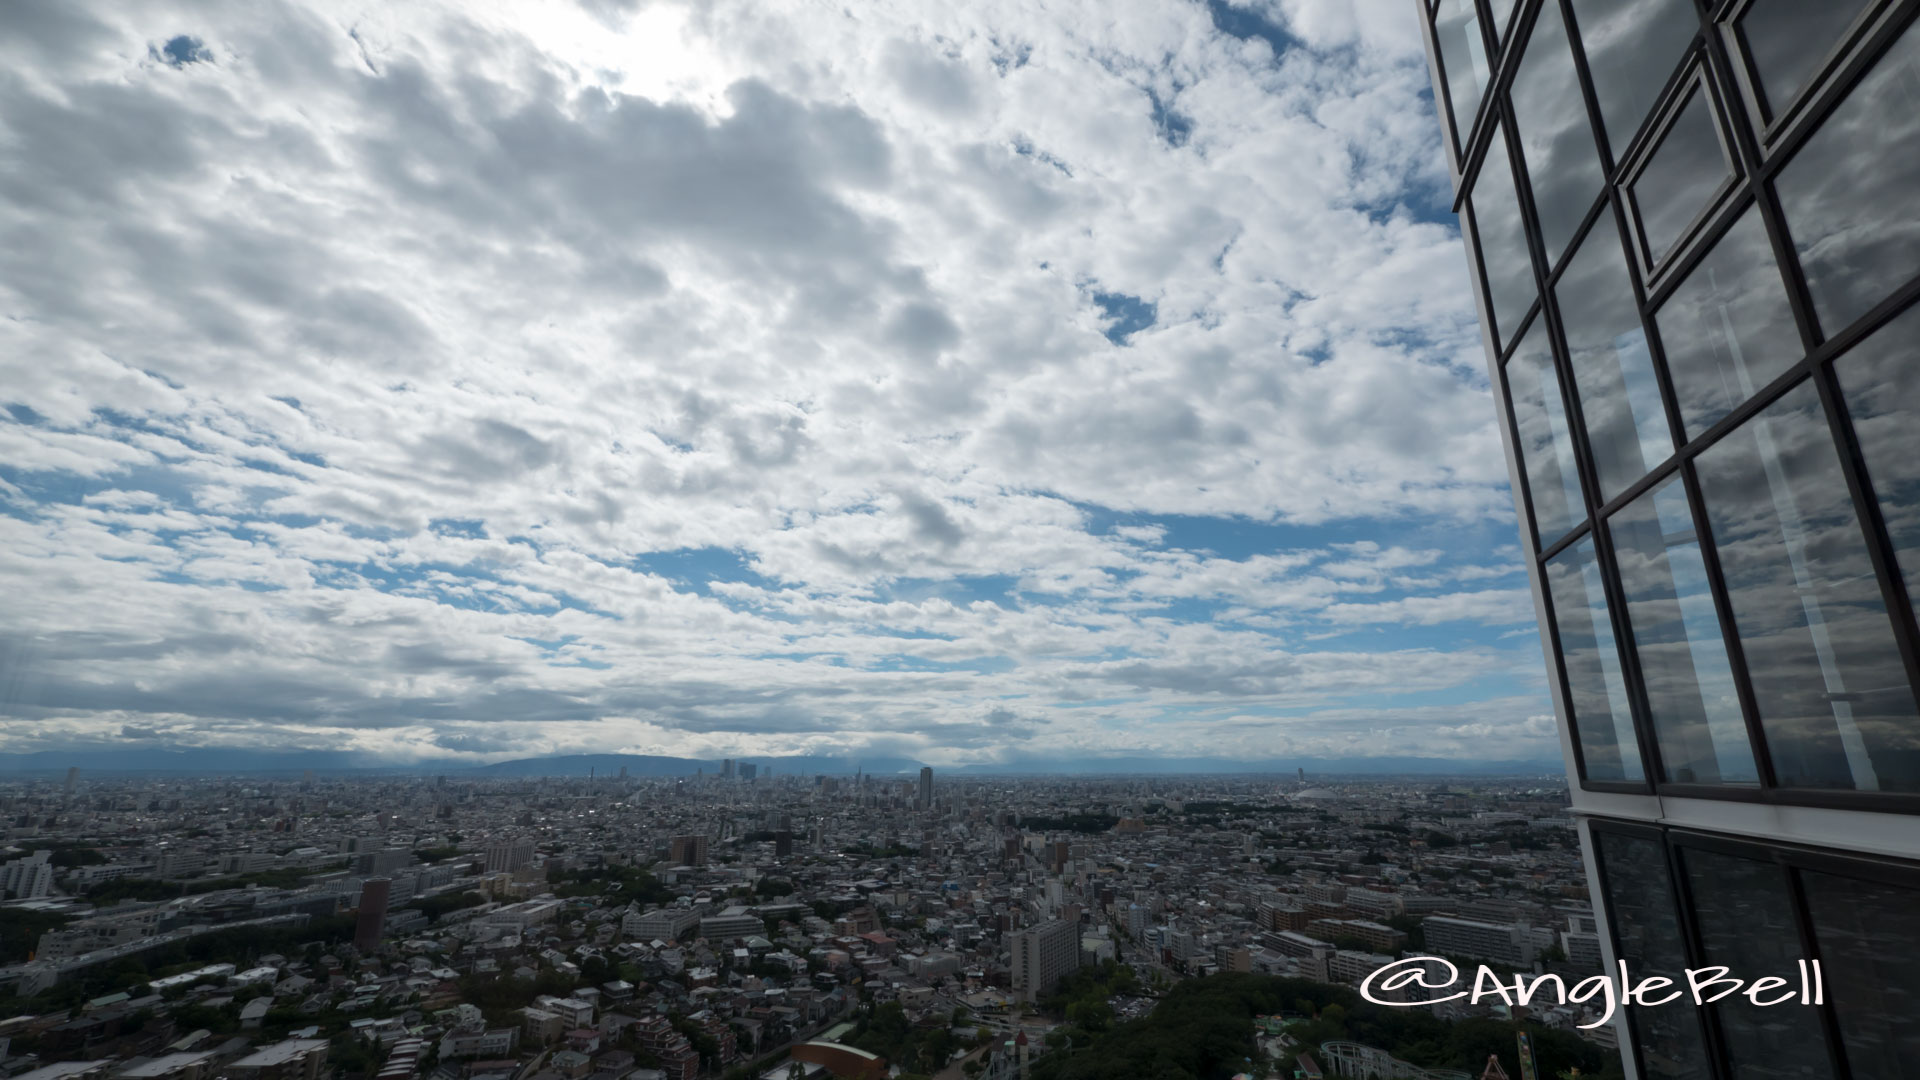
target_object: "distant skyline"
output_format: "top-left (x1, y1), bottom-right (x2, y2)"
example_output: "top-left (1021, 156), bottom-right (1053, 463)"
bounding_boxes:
top-left (0, 1), bottom-right (1552, 767)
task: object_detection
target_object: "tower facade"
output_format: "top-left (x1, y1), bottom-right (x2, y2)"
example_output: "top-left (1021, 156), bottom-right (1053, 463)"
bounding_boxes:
top-left (1415, 1), bottom-right (1920, 1077)
top-left (354, 877), bottom-right (391, 952)
top-left (1009, 917), bottom-right (1080, 1003)
top-left (917, 766), bottom-right (934, 809)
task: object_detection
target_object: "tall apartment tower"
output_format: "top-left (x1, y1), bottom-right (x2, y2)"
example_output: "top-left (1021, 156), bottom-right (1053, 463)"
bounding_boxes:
top-left (668, 834), bottom-right (709, 866)
top-left (353, 877), bottom-right (391, 952)
top-left (917, 766), bottom-right (934, 809)
top-left (1009, 918), bottom-right (1079, 1003)
top-left (1415, 2), bottom-right (1920, 1077)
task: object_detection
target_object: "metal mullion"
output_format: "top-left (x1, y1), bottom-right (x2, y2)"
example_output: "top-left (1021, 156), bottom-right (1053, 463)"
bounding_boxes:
top-left (1623, 59), bottom-right (1748, 290)
top-left (1539, 520), bottom-right (1592, 565)
top-left (1494, 310), bottom-right (1551, 558)
top-left (1556, 0), bottom-right (1620, 179)
top-left (1445, 0), bottom-right (1540, 213)
top-left (1707, 0), bottom-right (1920, 798)
top-left (1589, 176), bottom-right (1684, 792)
top-left (1743, 3), bottom-right (1920, 188)
top-left (1586, 820), bottom-right (1661, 1080)
top-left (1508, 65), bottom-right (1652, 793)
top-left (1592, 483), bottom-right (1668, 790)
top-left (1808, 360), bottom-right (1920, 734)
top-left (1780, 862), bottom-right (1857, 1080)
top-left (1586, 26), bottom-right (1709, 187)
top-left (1604, 176), bottom-right (1690, 500)
top-left (1538, 186), bottom-right (1612, 291)
top-left (1660, 833), bottom-right (1738, 1080)
top-left (1676, 455), bottom-right (1780, 791)
top-left (1636, 190), bottom-right (1753, 315)
top-left (1727, 0), bottom-right (1915, 164)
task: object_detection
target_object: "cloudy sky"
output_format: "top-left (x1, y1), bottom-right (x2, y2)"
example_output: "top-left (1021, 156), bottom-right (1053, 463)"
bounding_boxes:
top-left (0, 0), bottom-right (1557, 767)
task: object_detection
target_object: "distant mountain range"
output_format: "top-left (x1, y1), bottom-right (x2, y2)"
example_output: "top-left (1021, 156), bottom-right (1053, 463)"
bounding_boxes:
top-left (0, 746), bottom-right (1562, 778)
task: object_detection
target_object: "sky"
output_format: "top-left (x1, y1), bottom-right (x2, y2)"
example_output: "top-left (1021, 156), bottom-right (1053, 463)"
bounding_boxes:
top-left (0, 0), bottom-right (1559, 768)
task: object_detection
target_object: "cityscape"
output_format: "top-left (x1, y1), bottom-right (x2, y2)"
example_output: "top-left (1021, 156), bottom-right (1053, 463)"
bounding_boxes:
top-left (3, 0), bottom-right (1918, 1079)
top-left (1, 764), bottom-right (1612, 1080)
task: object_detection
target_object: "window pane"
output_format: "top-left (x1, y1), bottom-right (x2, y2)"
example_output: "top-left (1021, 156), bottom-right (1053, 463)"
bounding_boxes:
top-left (1735, 0), bottom-right (1875, 124)
top-left (1557, 221), bottom-right (1674, 500)
top-left (1507, 319), bottom-right (1587, 545)
top-left (1569, 0), bottom-right (1700, 160)
top-left (1547, 537), bottom-right (1645, 782)
top-left (1775, 22), bottom-right (1920, 335)
top-left (1835, 302), bottom-right (1920, 603)
top-left (1610, 476), bottom-right (1757, 784)
top-left (1802, 869), bottom-right (1920, 1077)
top-left (1680, 849), bottom-right (1833, 1079)
top-left (1472, 128), bottom-right (1538, 349)
top-left (1511, 0), bottom-right (1607, 266)
top-left (1694, 380), bottom-right (1920, 792)
top-left (1653, 206), bottom-right (1802, 438)
top-left (1595, 832), bottom-right (1709, 1080)
top-left (1436, 0), bottom-right (1491, 152)
top-left (1630, 80), bottom-right (1734, 267)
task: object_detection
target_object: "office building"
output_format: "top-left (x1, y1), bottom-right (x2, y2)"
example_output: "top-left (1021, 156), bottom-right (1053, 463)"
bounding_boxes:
top-left (353, 848), bottom-right (414, 876)
top-left (1416, 1), bottom-right (1920, 1076)
top-left (697, 906), bottom-right (765, 940)
top-left (668, 834), bottom-right (708, 866)
top-left (1422, 915), bottom-right (1535, 967)
top-left (353, 878), bottom-right (390, 951)
top-left (483, 897), bottom-right (564, 933)
top-left (1, 850), bottom-right (54, 900)
top-left (623, 902), bottom-right (694, 941)
top-left (484, 837), bottom-right (536, 874)
top-left (1009, 918), bottom-right (1079, 1003)
top-left (225, 1040), bottom-right (330, 1080)
top-left (917, 766), bottom-right (934, 809)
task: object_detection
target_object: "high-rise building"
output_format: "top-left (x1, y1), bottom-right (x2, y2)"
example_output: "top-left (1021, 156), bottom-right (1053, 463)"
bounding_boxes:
top-left (1, 850), bottom-right (54, 900)
top-left (354, 878), bottom-right (391, 951)
top-left (1415, 2), bottom-right (1920, 1077)
top-left (1009, 918), bottom-right (1080, 1003)
top-left (484, 837), bottom-right (536, 874)
top-left (917, 766), bottom-right (934, 809)
top-left (668, 834), bottom-right (709, 866)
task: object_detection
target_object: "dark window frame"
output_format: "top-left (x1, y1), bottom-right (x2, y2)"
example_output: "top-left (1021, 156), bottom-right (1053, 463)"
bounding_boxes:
top-left (1427, 0), bottom-right (1920, 809)
top-left (1592, 817), bottom-right (1920, 1078)
top-left (1616, 53), bottom-right (1744, 285)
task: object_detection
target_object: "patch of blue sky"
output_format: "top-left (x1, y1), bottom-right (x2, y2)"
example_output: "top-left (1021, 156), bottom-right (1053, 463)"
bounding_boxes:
top-left (1203, 0), bottom-right (1299, 59)
top-left (629, 546), bottom-right (774, 597)
top-left (878, 574), bottom-right (1019, 608)
top-left (1144, 89), bottom-right (1192, 148)
top-left (866, 654), bottom-right (1016, 674)
top-left (1079, 505), bottom-right (1517, 568)
top-left (308, 556), bottom-right (617, 620)
top-left (0, 461), bottom-right (200, 511)
top-left (1091, 291), bottom-right (1157, 344)
top-left (850, 625), bottom-right (957, 642)
top-left (429, 518), bottom-right (488, 539)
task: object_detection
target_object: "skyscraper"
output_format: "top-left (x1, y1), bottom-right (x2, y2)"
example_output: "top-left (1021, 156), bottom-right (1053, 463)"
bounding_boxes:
top-left (917, 766), bottom-right (934, 809)
top-left (354, 877), bottom-right (390, 952)
top-left (1415, 2), bottom-right (1920, 1077)
top-left (1009, 918), bottom-right (1079, 1003)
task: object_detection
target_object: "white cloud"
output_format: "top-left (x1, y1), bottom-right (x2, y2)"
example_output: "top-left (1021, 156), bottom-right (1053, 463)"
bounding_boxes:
top-left (0, 0), bottom-right (1547, 765)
